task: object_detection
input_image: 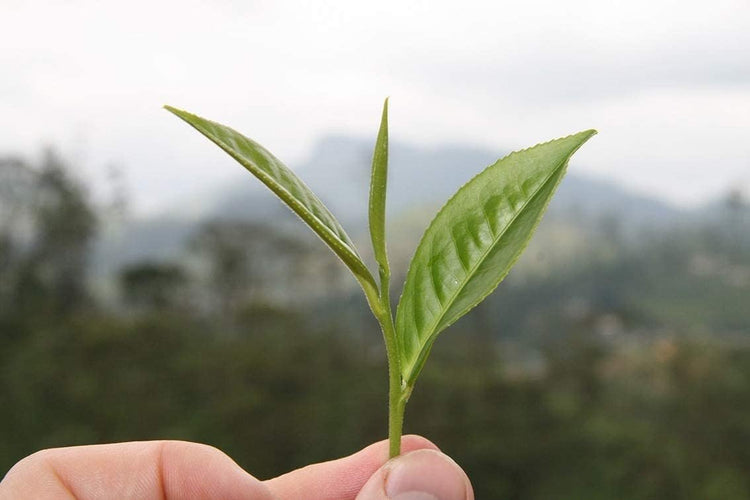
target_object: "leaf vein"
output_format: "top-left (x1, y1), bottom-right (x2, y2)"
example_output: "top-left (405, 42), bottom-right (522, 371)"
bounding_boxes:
top-left (403, 160), bottom-right (568, 381)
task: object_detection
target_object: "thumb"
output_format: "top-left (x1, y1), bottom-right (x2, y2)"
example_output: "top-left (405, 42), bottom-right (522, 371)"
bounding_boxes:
top-left (356, 449), bottom-right (473, 500)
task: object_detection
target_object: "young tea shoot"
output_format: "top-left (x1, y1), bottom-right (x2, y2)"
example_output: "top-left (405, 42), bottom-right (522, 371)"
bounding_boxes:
top-left (165, 100), bottom-right (596, 458)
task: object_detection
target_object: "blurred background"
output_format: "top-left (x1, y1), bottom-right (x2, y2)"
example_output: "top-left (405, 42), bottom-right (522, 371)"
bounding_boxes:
top-left (1, 0), bottom-right (749, 498)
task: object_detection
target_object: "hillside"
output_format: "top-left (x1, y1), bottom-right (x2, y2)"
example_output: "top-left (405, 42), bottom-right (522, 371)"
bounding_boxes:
top-left (94, 135), bottom-right (685, 276)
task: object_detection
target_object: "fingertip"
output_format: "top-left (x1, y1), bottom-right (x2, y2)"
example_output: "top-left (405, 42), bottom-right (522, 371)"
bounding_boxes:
top-left (264, 435), bottom-right (441, 499)
top-left (357, 449), bottom-right (473, 500)
top-left (400, 435), bottom-right (441, 454)
top-left (386, 449), bottom-right (473, 500)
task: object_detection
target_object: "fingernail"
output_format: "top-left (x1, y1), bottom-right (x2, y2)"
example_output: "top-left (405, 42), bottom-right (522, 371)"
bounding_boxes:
top-left (385, 450), bottom-right (468, 500)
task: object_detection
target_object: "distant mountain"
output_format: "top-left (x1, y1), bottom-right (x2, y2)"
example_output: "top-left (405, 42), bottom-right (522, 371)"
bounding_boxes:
top-left (94, 135), bottom-right (686, 276)
top-left (212, 135), bottom-right (683, 226)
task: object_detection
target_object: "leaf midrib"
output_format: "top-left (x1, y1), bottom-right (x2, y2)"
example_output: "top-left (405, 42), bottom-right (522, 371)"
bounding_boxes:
top-left (403, 158), bottom-right (567, 379)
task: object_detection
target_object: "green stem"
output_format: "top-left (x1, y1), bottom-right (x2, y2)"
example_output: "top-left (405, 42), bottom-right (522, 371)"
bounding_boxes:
top-left (388, 367), bottom-right (406, 458)
top-left (376, 267), bottom-right (406, 458)
top-left (383, 312), bottom-right (405, 458)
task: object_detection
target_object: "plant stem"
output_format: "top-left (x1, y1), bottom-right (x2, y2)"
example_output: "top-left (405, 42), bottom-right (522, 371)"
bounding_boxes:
top-left (376, 266), bottom-right (405, 458)
top-left (388, 367), bottom-right (406, 458)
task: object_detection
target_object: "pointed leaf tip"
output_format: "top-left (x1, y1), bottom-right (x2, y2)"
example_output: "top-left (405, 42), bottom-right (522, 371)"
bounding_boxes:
top-left (369, 98), bottom-right (390, 278)
top-left (165, 106), bottom-right (379, 299)
top-left (395, 129), bottom-right (596, 387)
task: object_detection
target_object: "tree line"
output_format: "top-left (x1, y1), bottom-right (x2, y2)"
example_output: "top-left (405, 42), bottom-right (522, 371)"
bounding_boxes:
top-left (1, 151), bottom-right (749, 498)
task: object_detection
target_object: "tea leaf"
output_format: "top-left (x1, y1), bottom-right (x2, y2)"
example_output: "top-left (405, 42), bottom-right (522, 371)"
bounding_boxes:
top-left (165, 105), bottom-right (378, 297)
top-left (369, 98), bottom-right (390, 281)
top-left (396, 130), bottom-right (597, 387)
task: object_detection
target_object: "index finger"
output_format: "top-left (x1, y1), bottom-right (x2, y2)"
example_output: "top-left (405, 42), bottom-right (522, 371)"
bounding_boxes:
top-left (264, 435), bottom-right (439, 499)
top-left (0, 441), bottom-right (273, 500)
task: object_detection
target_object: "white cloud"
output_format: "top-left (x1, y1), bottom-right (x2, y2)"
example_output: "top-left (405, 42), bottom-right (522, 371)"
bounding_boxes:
top-left (1, 0), bottom-right (748, 213)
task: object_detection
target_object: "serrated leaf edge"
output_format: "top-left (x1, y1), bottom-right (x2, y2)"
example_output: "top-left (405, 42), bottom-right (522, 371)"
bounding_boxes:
top-left (398, 129), bottom-right (597, 384)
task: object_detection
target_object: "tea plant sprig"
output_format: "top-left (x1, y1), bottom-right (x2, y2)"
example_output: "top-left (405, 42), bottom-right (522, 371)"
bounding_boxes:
top-left (165, 100), bottom-right (596, 458)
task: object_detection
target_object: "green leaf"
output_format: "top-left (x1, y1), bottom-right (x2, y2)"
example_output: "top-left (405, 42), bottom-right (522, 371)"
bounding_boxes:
top-left (164, 105), bottom-right (378, 298)
top-left (369, 98), bottom-right (390, 281)
top-left (395, 130), bottom-right (597, 387)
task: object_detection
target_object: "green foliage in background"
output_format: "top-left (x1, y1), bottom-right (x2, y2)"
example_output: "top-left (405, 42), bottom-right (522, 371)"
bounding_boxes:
top-left (2, 143), bottom-right (749, 499)
top-left (3, 307), bottom-right (750, 499)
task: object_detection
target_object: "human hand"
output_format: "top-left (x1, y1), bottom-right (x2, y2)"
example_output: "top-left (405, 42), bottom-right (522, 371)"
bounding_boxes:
top-left (0, 435), bottom-right (473, 499)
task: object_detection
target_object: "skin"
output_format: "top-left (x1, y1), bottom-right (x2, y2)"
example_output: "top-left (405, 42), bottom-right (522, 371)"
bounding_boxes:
top-left (0, 435), bottom-right (473, 500)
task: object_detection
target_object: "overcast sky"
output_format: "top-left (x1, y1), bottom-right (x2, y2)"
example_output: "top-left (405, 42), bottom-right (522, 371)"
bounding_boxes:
top-left (2, 0), bottom-right (749, 214)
